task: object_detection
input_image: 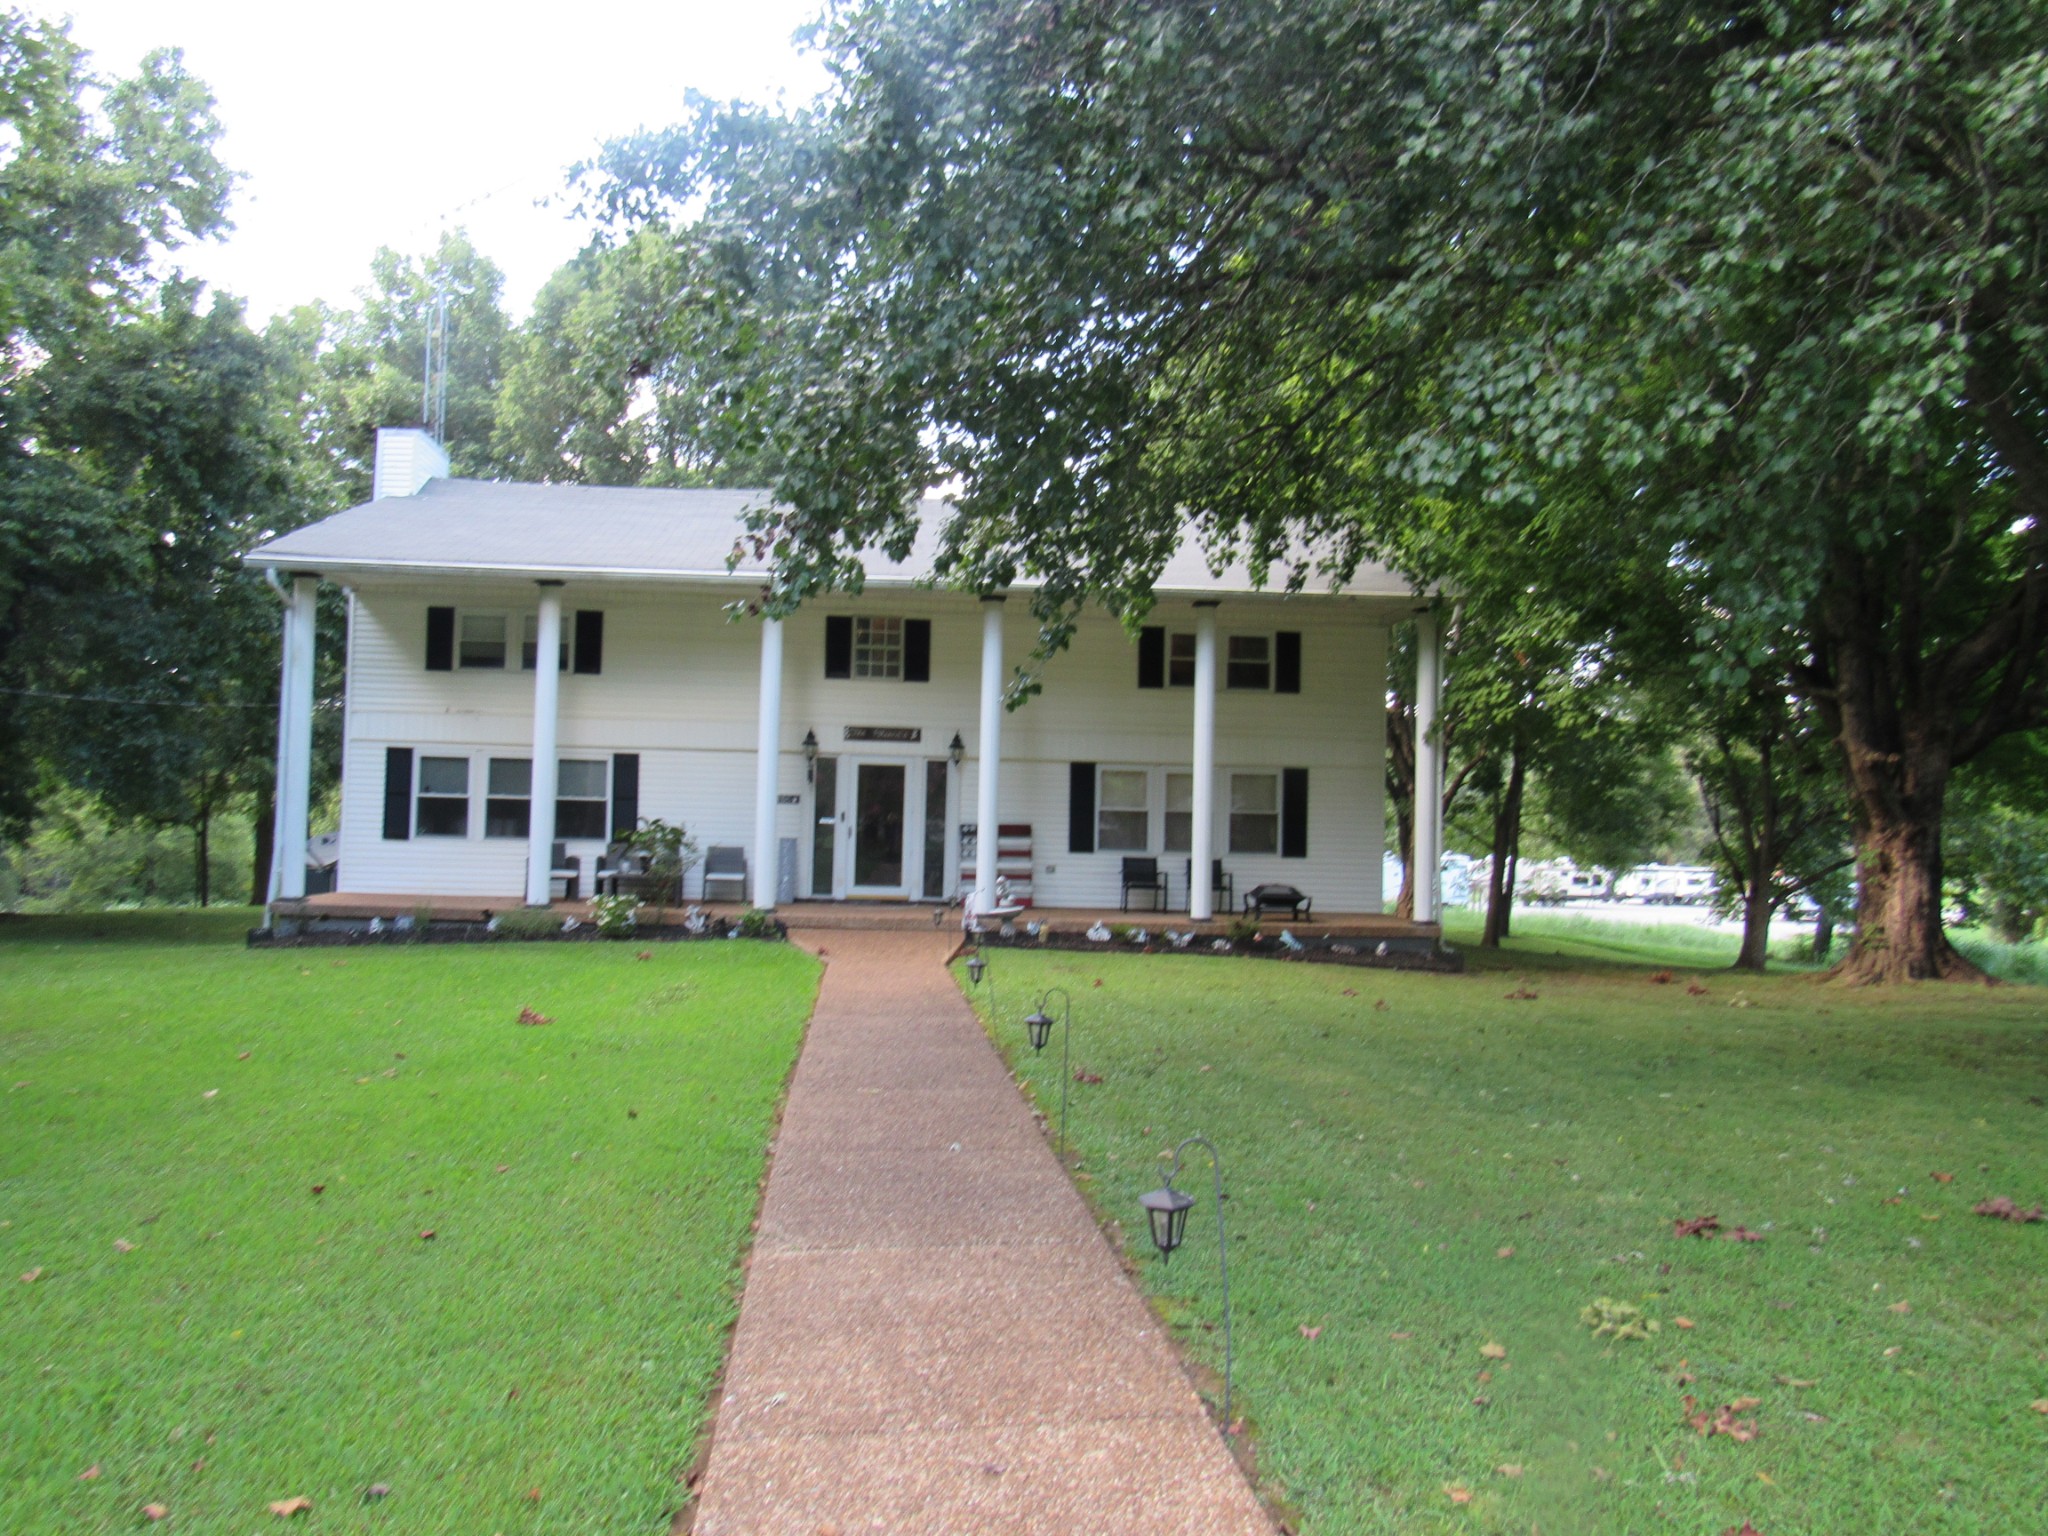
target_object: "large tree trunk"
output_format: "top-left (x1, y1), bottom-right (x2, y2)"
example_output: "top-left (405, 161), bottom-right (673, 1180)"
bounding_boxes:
top-left (1386, 700), bottom-right (1416, 919)
top-left (194, 808), bottom-right (211, 908)
top-left (249, 781), bottom-right (275, 907)
top-left (1811, 902), bottom-right (1836, 963)
top-left (1734, 875), bottom-right (1774, 972)
top-left (1481, 747), bottom-right (1525, 949)
top-left (1812, 551), bottom-right (1984, 984)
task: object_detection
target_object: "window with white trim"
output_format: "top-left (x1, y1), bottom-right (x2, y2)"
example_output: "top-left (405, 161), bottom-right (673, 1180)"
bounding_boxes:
top-left (1097, 768), bottom-right (1151, 851)
top-left (1227, 634), bottom-right (1271, 690)
top-left (459, 613), bottom-right (509, 669)
top-left (556, 759), bottom-right (608, 839)
top-left (854, 616), bottom-right (904, 679)
top-left (520, 615), bottom-right (569, 672)
top-left (484, 757), bottom-right (530, 838)
top-left (417, 756), bottom-right (471, 836)
top-left (1164, 772), bottom-right (1194, 852)
top-left (1169, 632), bottom-right (1196, 687)
top-left (1229, 772), bottom-right (1279, 853)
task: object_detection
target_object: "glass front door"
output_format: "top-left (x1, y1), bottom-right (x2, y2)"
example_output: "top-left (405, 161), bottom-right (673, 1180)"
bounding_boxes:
top-left (852, 762), bottom-right (907, 890)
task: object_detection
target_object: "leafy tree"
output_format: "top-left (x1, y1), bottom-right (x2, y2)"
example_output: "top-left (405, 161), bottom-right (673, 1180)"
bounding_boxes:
top-left (584, 0), bottom-right (2048, 982)
top-left (1946, 736), bottom-right (2048, 943)
top-left (306, 230), bottom-right (513, 502)
top-left (1, 15), bottom-right (233, 832)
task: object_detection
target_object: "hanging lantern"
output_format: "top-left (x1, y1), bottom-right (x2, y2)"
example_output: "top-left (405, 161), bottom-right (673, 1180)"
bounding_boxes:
top-left (1024, 1006), bottom-right (1054, 1052)
top-left (1139, 1182), bottom-right (1196, 1260)
top-left (965, 952), bottom-right (986, 986)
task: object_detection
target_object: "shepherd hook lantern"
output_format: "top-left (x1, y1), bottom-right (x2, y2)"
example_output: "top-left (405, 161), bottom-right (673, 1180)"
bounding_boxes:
top-left (1023, 987), bottom-right (1075, 1158)
top-left (1139, 1134), bottom-right (1234, 1430)
top-left (802, 729), bottom-right (819, 783)
top-left (965, 952), bottom-right (986, 987)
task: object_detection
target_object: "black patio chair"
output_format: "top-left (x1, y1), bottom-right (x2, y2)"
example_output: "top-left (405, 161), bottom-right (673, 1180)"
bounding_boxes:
top-left (1184, 857), bottom-right (1233, 912)
top-left (1120, 856), bottom-right (1169, 912)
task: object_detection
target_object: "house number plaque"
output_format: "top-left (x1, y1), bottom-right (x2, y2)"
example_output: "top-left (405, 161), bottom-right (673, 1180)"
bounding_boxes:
top-left (843, 726), bottom-right (922, 742)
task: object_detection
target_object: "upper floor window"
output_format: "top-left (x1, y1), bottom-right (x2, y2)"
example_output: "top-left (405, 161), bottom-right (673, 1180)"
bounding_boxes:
top-left (1169, 632), bottom-right (1197, 687)
top-left (854, 616), bottom-right (903, 679)
top-left (521, 615), bottom-right (569, 672)
top-left (459, 613), bottom-right (508, 669)
top-left (1227, 634), bottom-right (1271, 690)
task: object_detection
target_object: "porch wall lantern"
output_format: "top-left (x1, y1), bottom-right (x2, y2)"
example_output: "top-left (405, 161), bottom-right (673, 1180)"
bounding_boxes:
top-left (1023, 986), bottom-right (1074, 1158)
top-left (802, 729), bottom-right (819, 783)
top-left (1139, 1133), bottom-right (1235, 1431)
top-left (948, 731), bottom-right (965, 767)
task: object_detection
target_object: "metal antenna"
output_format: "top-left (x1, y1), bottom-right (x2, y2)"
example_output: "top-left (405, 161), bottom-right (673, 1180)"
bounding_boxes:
top-left (421, 286), bottom-right (451, 445)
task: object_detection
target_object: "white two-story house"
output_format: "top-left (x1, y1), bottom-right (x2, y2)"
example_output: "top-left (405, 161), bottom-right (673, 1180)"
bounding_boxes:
top-left (248, 430), bottom-right (1453, 929)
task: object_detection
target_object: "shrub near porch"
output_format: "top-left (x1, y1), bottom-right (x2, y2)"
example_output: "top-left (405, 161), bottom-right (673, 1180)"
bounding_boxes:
top-left (0, 912), bottom-right (815, 1533)
top-left (970, 948), bottom-right (2048, 1534)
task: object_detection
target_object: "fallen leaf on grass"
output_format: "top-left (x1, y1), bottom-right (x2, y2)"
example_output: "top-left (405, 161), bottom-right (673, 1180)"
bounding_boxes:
top-left (269, 1496), bottom-right (312, 1517)
top-left (1299, 1325), bottom-right (1322, 1340)
top-left (1479, 1342), bottom-right (1508, 1359)
top-left (1675, 1317), bottom-right (1696, 1330)
top-left (144, 1505), bottom-right (169, 1521)
top-left (202, 1089), bottom-right (218, 1099)
top-left (517, 1007), bottom-right (552, 1027)
top-left (309, 1185), bottom-right (325, 1196)
top-left (1888, 1300), bottom-right (1912, 1314)
top-left (1683, 1394), bottom-right (1759, 1441)
top-left (1931, 1171), bottom-right (1955, 1183)
top-left (1444, 1484), bottom-right (1473, 1504)
top-left (1073, 1069), bottom-right (1103, 1085)
top-left (237, 1051), bottom-right (251, 1060)
top-left (2030, 1399), bottom-right (2048, 1415)
top-left (419, 1229), bottom-right (436, 1241)
top-left (364, 1484), bottom-right (392, 1501)
top-left (1725, 1227), bottom-right (1766, 1243)
top-left (77, 1465), bottom-right (100, 1480)
top-left (1674, 1214), bottom-right (1722, 1239)
top-left (1495, 1464), bottom-right (1524, 1478)
top-left (1390, 1330), bottom-right (1414, 1340)
top-left (1497, 1245), bottom-right (1516, 1259)
top-left (524, 1487), bottom-right (542, 1503)
top-left (635, 951), bottom-right (652, 961)
top-left (1721, 1523), bottom-right (1765, 1536)
top-left (19, 1268), bottom-right (41, 1284)
top-left (1773, 1375), bottom-right (1818, 1388)
top-left (1091, 979), bottom-right (1103, 988)
top-left (113, 1238), bottom-right (134, 1253)
top-left (1884, 1346), bottom-right (1902, 1357)
top-left (1973, 1196), bottom-right (2044, 1223)
top-left (1504, 985), bottom-right (1539, 1001)
top-left (1649, 970), bottom-right (1673, 984)
top-left (1686, 981), bottom-right (1709, 996)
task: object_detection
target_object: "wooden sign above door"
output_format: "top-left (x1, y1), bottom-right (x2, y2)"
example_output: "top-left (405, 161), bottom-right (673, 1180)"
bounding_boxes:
top-left (843, 726), bottom-right (922, 742)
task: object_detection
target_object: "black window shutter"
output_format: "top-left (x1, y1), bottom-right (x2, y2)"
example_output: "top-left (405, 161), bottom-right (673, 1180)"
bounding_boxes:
top-left (824, 616), bottom-right (853, 679)
top-left (382, 748), bottom-right (414, 839)
top-left (424, 607), bottom-right (455, 671)
top-left (611, 753), bottom-right (640, 839)
top-left (1282, 767), bottom-right (1310, 857)
top-left (1137, 626), bottom-right (1165, 688)
top-left (903, 618), bottom-right (931, 682)
top-left (1275, 630), bottom-right (1302, 694)
top-left (1068, 762), bottom-right (1097, 853)
top-left (574, 610), bottom-right (604, 675)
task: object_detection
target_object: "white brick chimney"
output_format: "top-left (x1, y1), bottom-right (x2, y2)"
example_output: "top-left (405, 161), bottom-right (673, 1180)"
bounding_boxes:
top-left (372, 427), bottom-right (451, 500)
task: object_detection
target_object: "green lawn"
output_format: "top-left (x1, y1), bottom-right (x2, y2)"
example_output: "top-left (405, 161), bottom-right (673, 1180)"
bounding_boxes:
top-left (968, 939), bottom-right (2048, 1535)
top-left (0, 912), bottom-right (816, 1533)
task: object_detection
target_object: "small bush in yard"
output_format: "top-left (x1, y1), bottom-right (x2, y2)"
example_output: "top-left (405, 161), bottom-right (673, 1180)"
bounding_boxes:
top-left (591, 893), bottom-right (638, 938)
top-left (490, 907), bottom-right (564, 940)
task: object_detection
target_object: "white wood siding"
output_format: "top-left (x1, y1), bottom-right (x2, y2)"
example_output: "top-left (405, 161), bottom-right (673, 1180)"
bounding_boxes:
top-left (334, 583), bottom-right (1388, 910)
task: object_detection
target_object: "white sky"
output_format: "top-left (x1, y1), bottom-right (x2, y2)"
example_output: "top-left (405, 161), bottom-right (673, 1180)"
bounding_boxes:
top-left (53, 0), bottom-right (831, 321)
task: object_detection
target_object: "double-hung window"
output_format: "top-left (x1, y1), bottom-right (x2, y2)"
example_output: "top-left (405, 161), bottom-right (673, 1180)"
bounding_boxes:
top-left (853, 616), bottom-right (904, 679)
top-left (1229, 772), bottom-right (1280, 854)
top-left (1169, 633), bottom-right (1197, 687)
top-left (459, 614), bottom-right (508, 669)
top-left (416, 756), bottom-right (471, 836)
top-left (1097, 769), bottom-right (1151, 851)
top-left (484, 758), bottom-right (531, 838)
top-left (555, 760), bottom-right (609, 838)
top-left (1164, 772), bottom-right (1194, 852)
top-left (1227, 635), bottom-right (1271, 690)
top-left (521, 615), bottom-right (569, 672)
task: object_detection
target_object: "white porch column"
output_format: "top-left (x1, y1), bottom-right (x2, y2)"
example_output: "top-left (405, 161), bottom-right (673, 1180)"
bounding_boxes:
top-left (973, 596), bottom-right (1005, 917)
top-left (1189, 601), bottom-right (1220, 921)
top-left (1413, 606), bottom-right (1443, 924)
top-left (273, 573), bottom-right (318, 901)
top-left (524, 582), bottom-right (565, 907)
top-left (751, 615), bottom-right (785, 910)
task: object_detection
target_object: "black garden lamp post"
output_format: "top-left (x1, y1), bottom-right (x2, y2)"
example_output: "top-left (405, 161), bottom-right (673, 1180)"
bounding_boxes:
top-left (1024, 986), bottom-right (1074, 1158)
top-left (1139, 1133), bottom-right (1235, 1430)
top-left (965, 952), bottom-right (986, 987)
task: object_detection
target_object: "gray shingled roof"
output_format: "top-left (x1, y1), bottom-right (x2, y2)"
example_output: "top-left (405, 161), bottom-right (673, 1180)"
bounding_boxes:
top-left (246, 478), bottom-right (1418, 599)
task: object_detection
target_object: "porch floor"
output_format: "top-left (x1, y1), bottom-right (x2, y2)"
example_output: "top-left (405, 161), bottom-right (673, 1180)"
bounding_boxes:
top-left (270, 891), bottom-right (1438, 940)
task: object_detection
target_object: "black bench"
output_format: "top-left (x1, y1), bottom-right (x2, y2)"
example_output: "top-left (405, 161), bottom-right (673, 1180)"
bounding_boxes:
top-left (1243, 883), bottom-right (1312, 921)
